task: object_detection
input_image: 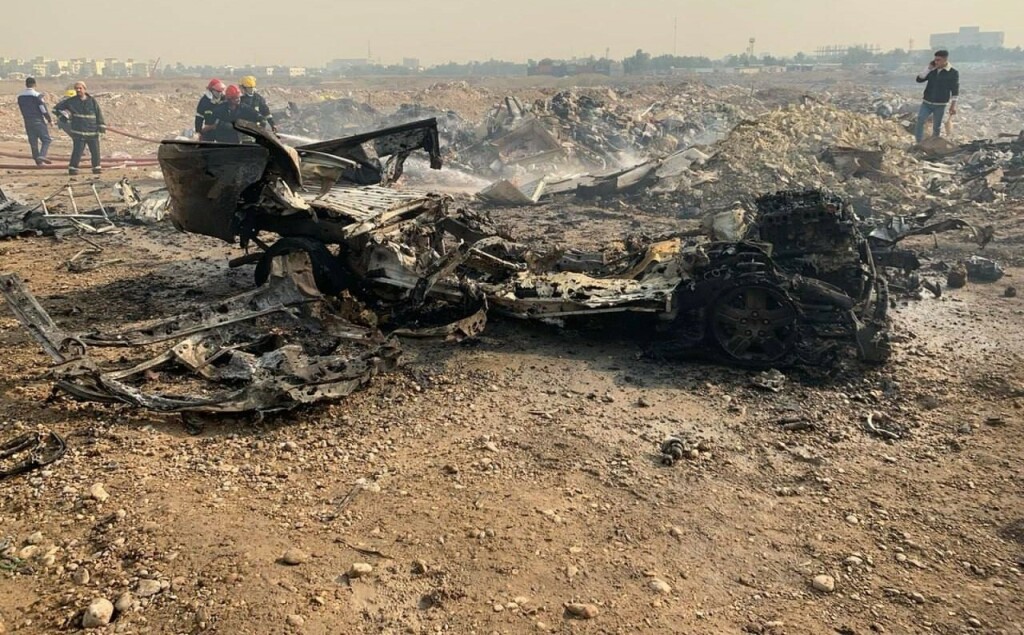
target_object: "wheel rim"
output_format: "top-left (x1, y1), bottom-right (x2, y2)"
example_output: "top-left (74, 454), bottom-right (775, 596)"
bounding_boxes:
top-left (711, 284), bottom-right (797, 363)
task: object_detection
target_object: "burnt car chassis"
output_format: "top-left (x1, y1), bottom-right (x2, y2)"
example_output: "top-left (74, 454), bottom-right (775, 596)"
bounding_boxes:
top-left (0, 121), bottom-right (986, 415)
top-left (156, 121), bottom-right (895, 368)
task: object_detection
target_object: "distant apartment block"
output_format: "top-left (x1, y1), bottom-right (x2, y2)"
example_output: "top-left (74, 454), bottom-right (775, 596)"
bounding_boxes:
top-left (0, 56), bottom-right (152, 79)
top-left (930, 26), bottom-right (1005, 50)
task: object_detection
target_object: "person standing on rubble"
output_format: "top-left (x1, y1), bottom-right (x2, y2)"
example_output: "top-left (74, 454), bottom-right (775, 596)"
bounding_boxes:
top-left (65, 81), bottom-right (106, 176)
top-left (914, 50), bottom-right (959, 143)
top-left (195, 79), bottom-right (226, 141)
top-left (202, 85), bottom-right (266, 143)
top-left (17, 77), bottom-right (53, 165)
top-left (239, 76), bottom-right (277, 134)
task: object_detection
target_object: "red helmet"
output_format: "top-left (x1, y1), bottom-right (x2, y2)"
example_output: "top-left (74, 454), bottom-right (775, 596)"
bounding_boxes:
top-left (224, 85), bottom-right (242, 99)
top-left (207, 78), bottom-right (225, 92)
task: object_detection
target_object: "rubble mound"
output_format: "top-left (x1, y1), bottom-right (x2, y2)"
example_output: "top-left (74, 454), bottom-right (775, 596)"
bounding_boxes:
top-left (691, 102), bottom-right (924, 212)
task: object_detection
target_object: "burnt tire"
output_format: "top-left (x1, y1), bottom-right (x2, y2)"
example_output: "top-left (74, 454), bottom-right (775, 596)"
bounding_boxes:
top-left (253, 237), bottom-right (351, 296)
top-left (709, 283), bottom-right (798, 366)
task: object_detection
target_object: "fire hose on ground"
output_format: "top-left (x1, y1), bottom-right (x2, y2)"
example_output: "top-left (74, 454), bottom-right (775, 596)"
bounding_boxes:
top-left (0, 126), bottom-right (165, 171)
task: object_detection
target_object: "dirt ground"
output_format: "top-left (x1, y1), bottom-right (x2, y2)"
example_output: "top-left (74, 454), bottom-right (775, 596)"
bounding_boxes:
top-left (0, 76), bottom-right (1023, 635)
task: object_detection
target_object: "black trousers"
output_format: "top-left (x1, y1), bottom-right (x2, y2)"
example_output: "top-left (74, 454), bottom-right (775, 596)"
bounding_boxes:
top-left (69, 135), bottom-right (101, 171)
top-left (25, 120), bottom-right (51, 163)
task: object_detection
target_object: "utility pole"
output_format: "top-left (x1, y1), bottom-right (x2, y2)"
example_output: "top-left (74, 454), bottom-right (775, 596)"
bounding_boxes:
top-left (674, 17), bottom-right (678, 56)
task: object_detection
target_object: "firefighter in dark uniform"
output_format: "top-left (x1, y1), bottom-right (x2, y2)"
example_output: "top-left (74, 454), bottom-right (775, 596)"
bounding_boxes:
top-left (202, 85), bottom-right (266, 144)
top-left (53, 87), bottom-right (78, 137)
top-left (65, 81), bottom-right (106, 175)
top-left (195, 79), bottom-right (225, 140)
top-left (239, 76), bottom-right (276, 133)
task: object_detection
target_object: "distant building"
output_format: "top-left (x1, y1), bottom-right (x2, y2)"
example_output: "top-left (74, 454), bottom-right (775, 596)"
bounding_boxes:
top-left (528, 59), bottom-right (623, 77)
top-left (930, 26), bottom-right (1004, 50)
top-left (326, 58), bottom-right (371, 73)
top-left (130, 60), bottom-right (151, 77)
top-left (286, 67), bottom-right (306, 77)
top-left (402, 57), bottom-right (420, 71)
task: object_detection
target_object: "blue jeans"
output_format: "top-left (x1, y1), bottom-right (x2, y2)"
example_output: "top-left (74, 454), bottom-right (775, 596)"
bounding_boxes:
top-left (24, 119), bottom-right (51, 164)
top-left (915, 102), bottom-right (946, 142)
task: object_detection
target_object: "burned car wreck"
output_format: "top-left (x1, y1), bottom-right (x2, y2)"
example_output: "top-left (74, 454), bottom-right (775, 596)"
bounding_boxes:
top-left (0, 120), bottom-right (987, 415)
top-left (157, 120), bottom-right (903, 367)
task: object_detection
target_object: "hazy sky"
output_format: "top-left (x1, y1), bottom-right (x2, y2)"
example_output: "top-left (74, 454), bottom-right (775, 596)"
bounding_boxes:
top-left (4, 0), bottom-right (1020, 67)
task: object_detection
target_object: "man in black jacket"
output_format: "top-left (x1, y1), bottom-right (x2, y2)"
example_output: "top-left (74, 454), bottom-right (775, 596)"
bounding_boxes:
top-left (914, 50), bottom-right (959, 143)
top-left (17, 77), bottom-right (53, 165)
top-left (53, 87), bottom-right (78, 138)
top-left (195, 79), bottom-right (225, 141)
top-left (239, 76), bottom-right (276, 133)
top-left (65, 81), bottom-right (106, 175)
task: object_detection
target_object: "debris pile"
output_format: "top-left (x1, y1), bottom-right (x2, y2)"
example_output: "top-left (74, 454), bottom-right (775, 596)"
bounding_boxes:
top-left (0, 272), bottom-right (400, 414)
top-left (681, 102), bottom-right (924, 213)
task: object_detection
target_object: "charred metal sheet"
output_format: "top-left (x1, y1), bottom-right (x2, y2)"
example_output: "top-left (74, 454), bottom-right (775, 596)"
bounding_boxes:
top-left (0, 274), bottom-right (400, 414)
top-left (392, 304), bottom-right (488, 342)
top-left (51, 337), bottom-right (400, 414)
top-left (159, 141), bottom-right (269, 242)
top-left (298, 118), bottom-right (442, 184)
top-left (1, 273), bottom-right (75, 362)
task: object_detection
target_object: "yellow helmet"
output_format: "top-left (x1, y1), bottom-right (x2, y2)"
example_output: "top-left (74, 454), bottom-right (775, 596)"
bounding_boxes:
top-left (240, 76), bottom-right (257, 88)
top-left (65, 88), bottom-right (76, 97)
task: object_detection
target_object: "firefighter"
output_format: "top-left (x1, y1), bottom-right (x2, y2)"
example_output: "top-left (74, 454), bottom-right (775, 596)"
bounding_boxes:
top-left (202, 85), bottom-right (266, 144)
top-left (64, 81), bottom-right (105, 176)
top-left (53, 87), bottom-right (77, 137)
top-left (239, 76), bottom-right (276, 133)
top-left (195, 78), bottom-right (225, 140)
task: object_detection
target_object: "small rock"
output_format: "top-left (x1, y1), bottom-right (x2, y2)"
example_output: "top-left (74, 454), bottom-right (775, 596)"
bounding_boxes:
top-left (17, 545), bottom-right (39, 560)
top-left (844, 556), bottom-right (864, 567)
top-left (281, 548), bottom-right (309, 566)
top-left (564, 603), bottom-right (599, 619)
top-left (483, 441), bottom-right (499, 453)
top-left (565, 565), bottom-right (579, 579)
top-left (845, 514), bottom-right (859, 525)
top-left (648, 578), bottom-right (672, 594)
top-left (967, 617), bottom-right (982, 628)
top-left (492, 603), bottom-right (504, 612)
top-left (411, 559), bottom-right (428, 575)
top-left (811, 574), bottom-right (836, 593)
top-left (114, 592), bottom-right (134, 613)
top-left (1004, 286), bottom-right (1017, 298)
top-left (89, 483), bottom-right (109, 503)
top-left (282, 441), bottom-right (298, 453)
top-left (25, 532), bottom-right (44, 545)
top-left (638, 396), bottom-right (652, 408)
top-left (286, 614), bottom-right (304, 627)
top-left (72, 568), bottom-right (91, 585)
top-left (909, 591), bottom-right (925, 604)
top-left (669, 526), bottom-right (683, 538)
top-left (135, 579), bottom-right (163, 598)
top-left (82, 598), bottom-right (114, 629)
top-left (348, 562), bottom-right (373, 579)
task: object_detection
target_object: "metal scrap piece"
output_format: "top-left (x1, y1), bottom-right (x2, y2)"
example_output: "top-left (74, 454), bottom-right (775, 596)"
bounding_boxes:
top-left (0, 431), bottom-right (66, 481)
top-left (0, 273), bottom-right (401, 415)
